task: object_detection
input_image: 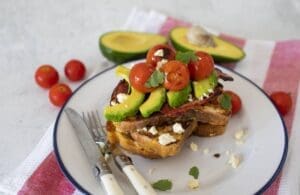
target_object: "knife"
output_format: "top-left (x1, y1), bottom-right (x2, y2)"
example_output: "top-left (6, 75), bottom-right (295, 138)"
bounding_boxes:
top-left (65, 108), bottom-right (124, 195)
top-left (81, 110), bottom-right (157, 195)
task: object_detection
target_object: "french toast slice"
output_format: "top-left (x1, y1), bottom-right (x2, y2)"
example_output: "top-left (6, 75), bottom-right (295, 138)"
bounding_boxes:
top-left (107, 120), bottom-right (197, 158)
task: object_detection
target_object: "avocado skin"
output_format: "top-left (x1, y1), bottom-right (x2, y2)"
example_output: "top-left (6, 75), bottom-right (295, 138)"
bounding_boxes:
top-left (167, 84), bottom-right (192, 108)
top-left (100, 42), bottom-right (146, 64)
top-left (99, 32), bottom-right (167, 64)
top-left (139, 87), bottom-right (166, 118)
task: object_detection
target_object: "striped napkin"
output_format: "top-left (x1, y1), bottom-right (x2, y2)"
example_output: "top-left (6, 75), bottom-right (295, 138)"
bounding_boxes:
top-left (1, 7), bottom-right (299, 195)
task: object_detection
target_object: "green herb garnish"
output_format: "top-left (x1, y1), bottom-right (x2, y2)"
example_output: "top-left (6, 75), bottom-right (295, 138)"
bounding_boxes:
top-left (219, 93), bottom-right (232, 110)
top-left (175, 51), bottom-right (198, 64)
top-left (152, 179), bottom-right (172, 191)
top-left (189, 166), bottom-right (199, 179)
top-left (145, 70), bottom-right (165, 88)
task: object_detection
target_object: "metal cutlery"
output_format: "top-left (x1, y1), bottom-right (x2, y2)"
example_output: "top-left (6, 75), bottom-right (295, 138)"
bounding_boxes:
top-left (83, 110), bottom-right (157, 195)
top-left (64, 107), bottom-right (124, 195)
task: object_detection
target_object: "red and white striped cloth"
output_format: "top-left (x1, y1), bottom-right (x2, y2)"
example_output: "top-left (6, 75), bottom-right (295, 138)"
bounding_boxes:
top-left (1, 7), bottom-right (299, 195)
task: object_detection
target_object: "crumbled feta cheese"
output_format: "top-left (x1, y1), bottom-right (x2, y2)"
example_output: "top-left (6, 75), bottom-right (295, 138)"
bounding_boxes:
top-left (188, 178), bottom-right (200, 189)
top-left (148, 126), bottom-right (158, 135)
top-left (116, 93), bottom-right (128, 103)
top-left (110, 100), bottom-right (117, 106)
top-left (203, 93), bottom-right (209, 98)
top-left (207, 88), bottom-right (213, 93)
top-left (156, 59), bottom-right (168, 70)
top-left (154, 49), bottom-right (164, 57)
top-left (188, 94), bottom-right (193, 102)
top-left (203, 148), bottom-right (210, 154)
top-left (228, 153), bottom-right (242, 168)
top-left (234, 129), bottom-right (247, 145)
top-left (173, 123), bottom-right (185, 134)
top-left (158, 133), bottom-right (176, 145)
top-left (190, 142), bottom-right (198, 152)
top-left (137, 127), bottom-right (148, 132)
top-left (148, 168), bottom-right (156, 175)
top-left (235, 129), bottom-right (246, 140)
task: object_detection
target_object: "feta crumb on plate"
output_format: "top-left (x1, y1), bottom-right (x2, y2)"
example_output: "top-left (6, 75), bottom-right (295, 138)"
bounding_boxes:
top-left (190, 142), bottom-right (198, 152)
top-left (188, 178), bottom-right (200, 189)
top-left (228, 153), bottom-right (242, 168)
top-left (203, 148), bottom-right (210, 154)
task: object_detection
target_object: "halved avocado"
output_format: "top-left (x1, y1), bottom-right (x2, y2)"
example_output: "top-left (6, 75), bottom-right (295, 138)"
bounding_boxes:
top-left (170, 27), bottom-right (245, 62)
top-left (139, 87), bottom-right (166, 117)
top-left (167, 84), bottom-right (192, 108)
top-left (104, 88), bottom-right (145, 122)
top-left (100, 31), bottom-right (167, 64)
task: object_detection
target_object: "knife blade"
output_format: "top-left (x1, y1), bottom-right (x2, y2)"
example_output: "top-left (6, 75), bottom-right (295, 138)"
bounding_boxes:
top-left (64, 107), bottom-right (124, 195)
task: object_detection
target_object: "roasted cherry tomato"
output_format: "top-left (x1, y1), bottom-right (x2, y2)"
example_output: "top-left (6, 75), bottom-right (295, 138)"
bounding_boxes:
top-left (146, 44), bottom-right (176, 68)
top-left (35, 65), bottom-right (59, 89)
top-left (49, 83), bottom-right (72, 107)
top-left (162, 60), bottom-right (190, 91)
top-left (270, 91), bottom-right (292, 116)
top-left (188, 51), bottom-right (214, 81)
top-left (64, 59), bottom-right (86, 81)
top-left (129, 62), bottom-right (155, 93)
top-left (224, 90), bottom-right (242, 115)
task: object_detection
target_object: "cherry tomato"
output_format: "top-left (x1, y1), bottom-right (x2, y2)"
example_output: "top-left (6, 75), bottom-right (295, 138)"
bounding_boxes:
top-left (64, 59), bottom-right (86, 81)
top-left (270, 91), bottom-right (292, 116)
top-left (188, 51), bottom-right (214, 81)
top-left (146, 44), bottom-right (176, 67)
top-left (35, 65), bottom-right (59, 89)
top-left (224, 90), bottom-right (242, 115)
top-left (129, 62), bottom-right (155, 93)
top-left (162, 60), bottom-right (190, 91)
top-left (49, 83), bottom-right (72, 107)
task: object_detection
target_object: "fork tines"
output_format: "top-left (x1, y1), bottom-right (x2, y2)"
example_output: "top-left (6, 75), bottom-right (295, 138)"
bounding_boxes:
top-left (82, 111), bottom-right (106, 142)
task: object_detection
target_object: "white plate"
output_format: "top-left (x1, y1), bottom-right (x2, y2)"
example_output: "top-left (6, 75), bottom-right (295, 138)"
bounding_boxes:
top-left (53, 62), bottom-right (287, 195)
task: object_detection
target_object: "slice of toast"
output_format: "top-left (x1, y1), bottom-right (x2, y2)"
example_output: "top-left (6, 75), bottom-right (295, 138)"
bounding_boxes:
top-left (107, 120), bottom-right (197, 158)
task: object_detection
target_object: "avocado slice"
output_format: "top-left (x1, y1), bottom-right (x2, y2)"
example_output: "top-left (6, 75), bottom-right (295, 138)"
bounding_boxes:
top-left (170, 27), bottom-right (245, 62)
top-left (104, 88), bottom-right (145, 122)
top-left (167, 84), bottom-right (192, 108)
top-left (115, 65), bottom-right (130, 82)
top-left (99, 31), bottom-right (167, 64)
top-left (193, 72), bottom-right (218, 99)
top-left (139, 87), bottom-right (166, 117)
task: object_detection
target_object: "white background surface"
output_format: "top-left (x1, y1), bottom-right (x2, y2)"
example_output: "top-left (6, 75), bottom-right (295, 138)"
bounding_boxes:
top-left (0, 0), bottom-right (299, 178)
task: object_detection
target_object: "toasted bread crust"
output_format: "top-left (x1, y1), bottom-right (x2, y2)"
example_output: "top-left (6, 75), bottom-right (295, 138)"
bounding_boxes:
top-left (193, 122), bottom-right (226, 137)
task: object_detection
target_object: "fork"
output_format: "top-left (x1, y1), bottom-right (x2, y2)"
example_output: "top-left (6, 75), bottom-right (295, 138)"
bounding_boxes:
top-left (83, 111), bottom-right (157, 195)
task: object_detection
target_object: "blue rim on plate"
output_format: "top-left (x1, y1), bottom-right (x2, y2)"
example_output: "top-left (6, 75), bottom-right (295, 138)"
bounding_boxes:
top-left (53, 64), bottom-right (288, 195)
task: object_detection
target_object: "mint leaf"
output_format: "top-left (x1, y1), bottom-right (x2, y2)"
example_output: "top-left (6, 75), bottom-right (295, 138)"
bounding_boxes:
top-left (189, 166), bottom-right (199, 179)
top-left (152, 179), bottom-right (172, 191)
top-left (145, 70), bottom-right (165, 88)
top-left (219, 93), bottom-right (232, 110)
top-left (175, 51), bottom-right (198, 64)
